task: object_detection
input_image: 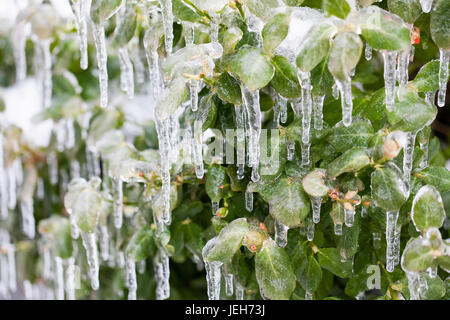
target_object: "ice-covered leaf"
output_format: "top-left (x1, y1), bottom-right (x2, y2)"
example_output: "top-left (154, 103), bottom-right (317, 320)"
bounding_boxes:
top-left (387, 0), bottom-right (422, 24)
top-left (327, 147), bottom-right (370, 179)
top-left (430, 0), bottom-right (450, 49)
top-left (222, 27), bottom-right (244, 54)
top-left (317, 248), bottom-right (353, 278)
top-left (359, 6), bottom-right (411, 51)
top-left (126, 226), bottom-right (157, 262)
top-left (229, 46), bottom-right (275, 91)
top-left (326, 118), bottom-right (374, 153)
top-left (270, 55), bottom-right (301, 99)
top-left (113, 4), bottom-right (137, 47)
top-left (173, 0), bottom-right (204, 23)
top-left (205, 164), bottom-right (231, 203)
top-left (323, 0), bottom-right (351, 19)
top-left (216, 72), bottom-right (242, 105)
top-left (262, 13), bottom-right (291, 55)
top-left (417, 166), bottom-right (450, 193)
top-left (296, 23), bottom-right (335, 72)
top-left (387, 89), bottom-right (437, 132)
top-left (409, 60), bottom-right (447, 93)
top-left (302, 168), bottom-right (329, 198)
top-left (371, 162), bottom-right (409, 212)
top-left (191, 0), bottom-right (228, 12)
top-left (90, 0), bottom-right (123, 25)
top-left (155, 77), bottom-right (187, 120)
top-left (411, 185), bottom-right (446, 232)
top-left (328, 32), bottom-right (363, 81)
top-left (205, 218), bottom-right (249, 263)
top-left (402, 238), bottom-right (435, 272)
top-left (255, 239), bottom-right (296, 300)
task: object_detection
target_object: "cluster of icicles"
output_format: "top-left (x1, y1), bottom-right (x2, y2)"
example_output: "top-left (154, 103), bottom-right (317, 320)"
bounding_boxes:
top-left (1, 0), bottom-right (449, 301)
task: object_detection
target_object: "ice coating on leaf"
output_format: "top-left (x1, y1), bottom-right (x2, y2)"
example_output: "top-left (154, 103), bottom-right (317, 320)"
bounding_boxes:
top-left (411, 185), bottom-right (446, 232)
top-left (437, 49), bottom-right (449, 107)
top-left (191, 0), bottom-right (228, 12)
top-left (382, 50), bottom-right (398, 111)
top-left (118, 47), bottom-right (134, 99)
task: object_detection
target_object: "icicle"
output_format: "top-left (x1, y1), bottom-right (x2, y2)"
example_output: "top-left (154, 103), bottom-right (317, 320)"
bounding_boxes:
top-left (274, 220), bottom-right (288, 248)
top-left (393, 223), bottom-right (401, 267)
top-left (155, 118), bottom-right (172, 225)
top-left (382, 50), bottom-right (398, 111)
top-left (334, 222), bottom-right (343, 236)
top-left (427, 265), bottom-right (437, 278)
top-left (116, 250), bottom-right (125, 269)
top-left (334, 77), bottom-right (353, 127)
top-left (144, 46), bottom-right (163, 100)
top-left (301, 142), bottom-right (310, 168)
top-left (80, 231), bottom-right (99, 290)
top-left (286, 139), bottom-right (295, 161)
top-left (6, 167), bottom-right (17, 210)
top-left (69, 214), bottom-right (80, 240)
top-left (48, 152), bottom-right (58, 185)
top-left (192, 120), bottom-right (204, 179)
top-left (234, 105), bottom-right (246, 180)
top-left (372, 232), bottom-right (382, 249)
top-left (131, 48), bottom-right (145, 84)
top-left (54, 256), bottom-right (65, 300)
top-left (344, 207), bottom-right (355, 227)
top-left (126, 257), bottom-right (137, 300)
top-left (40, 39), bottom-right (52, 109)
top-left (12, 21), bottom-right (28, 82)
top-left (92, 23), bottom-right (108, 108)
top-left (211, 201), bottom-right (219, 215)
top-left (184, 22), bottom-right (195, 45)
top-left (361, 206), bottom-right (367, 217)
top-left (313, 95), bottom-right (325, 130)
top-left (365, 43), bottom-right (372, 61)
top-left (0, 138), bottom-right (8, 220)
top-left (7, 244), bottom-right (16, 292)
top-left (65, 119), bottom-right (76, 150)
top-left (189, 80), bottom-right (199, 112)
top-left (425, 91), bottom-right (434, 105)
top-left (65, 258), bottom-right (76, 300)
top-left (235, 283), bottom-right (244, 300)
top-left (0, 250), bottom-right (9, 298)
top-left (245, 190), bottom-right (253, 212)
top-left (311, 197), bottom-right (322, 224)
top-left (118, 47), bottom-right (134, 99)
top-left (202, 238), bottom-right (222, 300)
top-left (437, 49), bottom-right (450, 107)
top-left (159, 0), bottom-right (174, 55)
top-left (306, 222), bottom-right (315, 241)
top-left (20, 200), bottom-right (35, 239)
top-left (42, 247), bottom-right (53, 281)
top-left (298, 71), bottom-right (312, 144)
top-left (210, 13), bottom-right (219, 44)
top-left (154, 250), bottom-right (170, 300)
top-left (223, 268), bottom-right (234, 296)
top-left (403, 130), bottom-right (417, 184)
top-left (69, 0), bottom-right (88, 69)
top-left (305, 291), bottom-right (313, 300)
top-left (99, 225), bottom-right (109, 262)
top-left (397, 48), bottom-right (410, 91)
top-left (405, 271), bottom-right (422, 300)
top-left (112, 178), bottom-right (123, 229)
top-left (241, 85), bottom-right (261, 182)
top-left (137, 260), bottom-right (146, 274)
top-left (419, 0), bottom-right (433, 13)
top-left (277, 95), bottom-right (288, 125)
top-left (386, 210), bottom-right (399, 272)
top-left (332, 83), bottom-right (339, 100)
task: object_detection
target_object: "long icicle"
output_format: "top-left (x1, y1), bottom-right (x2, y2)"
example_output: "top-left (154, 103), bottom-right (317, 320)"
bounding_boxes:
top-left (12, 20), bottom-right (28, 82)
top-left (92, 23), bottom-right (108, 108)
top-left (154, 250), bottom-right (170, 300)
top-left (386, 210), bottom-right (399, 272)
top-left (69, 0), bottom-right (88, 70)
top-left (118, 46), bottom-right (135, 99)
top-left (437, 49), bottom-right (449, 107)
top-left (313, 95), bottom-right (325, 131)
top-left (54, 256), bottom-right (65, 300)
top-left (155, 118), bottom-right (172, 225)
top-left (234, 105), bottom-right (246, 180)
top-left (41, 39), bottom-right (53, 109)
top-left (274, 220), bottom-right (289, 248)
top-left (126, 257), bottom-right (137, 300)
top-left (80, 231), bottom-right (99, 290)
top-left (192, 120), bottom-right (204, 179)
top-left (202, 238), bottom-right (222, 300)
top-left (382, 50), bottom-right (398, 112)
top-left (159, 0), bottom-right (174, 55)
top-left (298, 71), bottom-right (312, 167)
top-left (403, 130), bottom-right (417, 185)
top-left (334, 76), bottom-right (353, 127)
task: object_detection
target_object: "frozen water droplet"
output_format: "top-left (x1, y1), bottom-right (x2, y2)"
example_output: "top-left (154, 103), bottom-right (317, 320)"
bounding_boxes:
top-left (313, 95), bottom-right (325, 130)
top-left (202, 237), bottom-right (222, 300)
top-left (437, 49), bottom-right (450, 107)
top-left (274, 220), bottom-right (289, 247)
top-left (420, 0), bottom-right (433, 13)
top-left (382, 50), bottom-right (398, 112)
top-left (334, 222), bottom-right (343, 236)
top-left (245, 190), bottom-right (253, 212)
top-left (312, 197), bottom-right (322, 224)
top-left (365, 43), bottom-right (372, 61)
top-left (80, 231), bottom-right (99, 290)
top-left (118, 47), bottom-right (135, 99)
top-left (344, 207), bottom-right (355, 227)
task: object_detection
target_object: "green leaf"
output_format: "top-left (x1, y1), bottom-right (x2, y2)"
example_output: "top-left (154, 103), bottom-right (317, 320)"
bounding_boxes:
top-left (205, 164), bottom-right (231, 203)
top-left (113, 4), bottom-right (137, 47)
top-left (262, 13), bottom-right (291, 55)
top-left (387, 0), bottom-right (422, 24)
top-left (223, 27), bottom-right (244, 54)
top-left (437, 253), bottom-right (450, 272)
top-left (206, 218), bottom-right (249, 263)
top-left (90, 0), bottom-right (123, 25)
top-left (126, 226), bottom-right (157, 261)
top-left (296, 23), bottom-right (335, 72)
top-left (216, 72), bottom-right (242, 105)
top-left (401, 238), bottom-right (435, 272)
top-left (409, 60), bottom-right (447, 93)
top-left (418, 166), bottom-right (450, 193)
top-left (411, 185), bottom-right (446, 232)
top-left (421, 274), bottom-right (446, 300)
top-left (317, 248), bottom-right (353, 278)
top-left (270, 55), bottom-right (301, 99)
top-left (323, 0), bottom-right (351, 19)
top-left (311, 58), bottom-right (334, 97)
top-left (371, 162), bottom-right (409, 212)
top-left (299, 255), bottom-right (323, 293)
top-left (302, 168), bottom-right (329, 198)
top-left (326, 118), bottom-right (374, 153)
top-left (327, 147), bottom-right (370, 179)
top-left (255, 238), bottom-right (296, 300)
top-left (359, 6), bottom-right (411, 51)
top-left (173, 0), bottom-right (204, 23)
top-left (328, 32), bottom-right (363, 81)
top-left (229, 46), bottom-right (275, 91)
top-left (387, 89), bottom-right (437, 132)
top-left (430, 0), bottom-right (450, 49)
